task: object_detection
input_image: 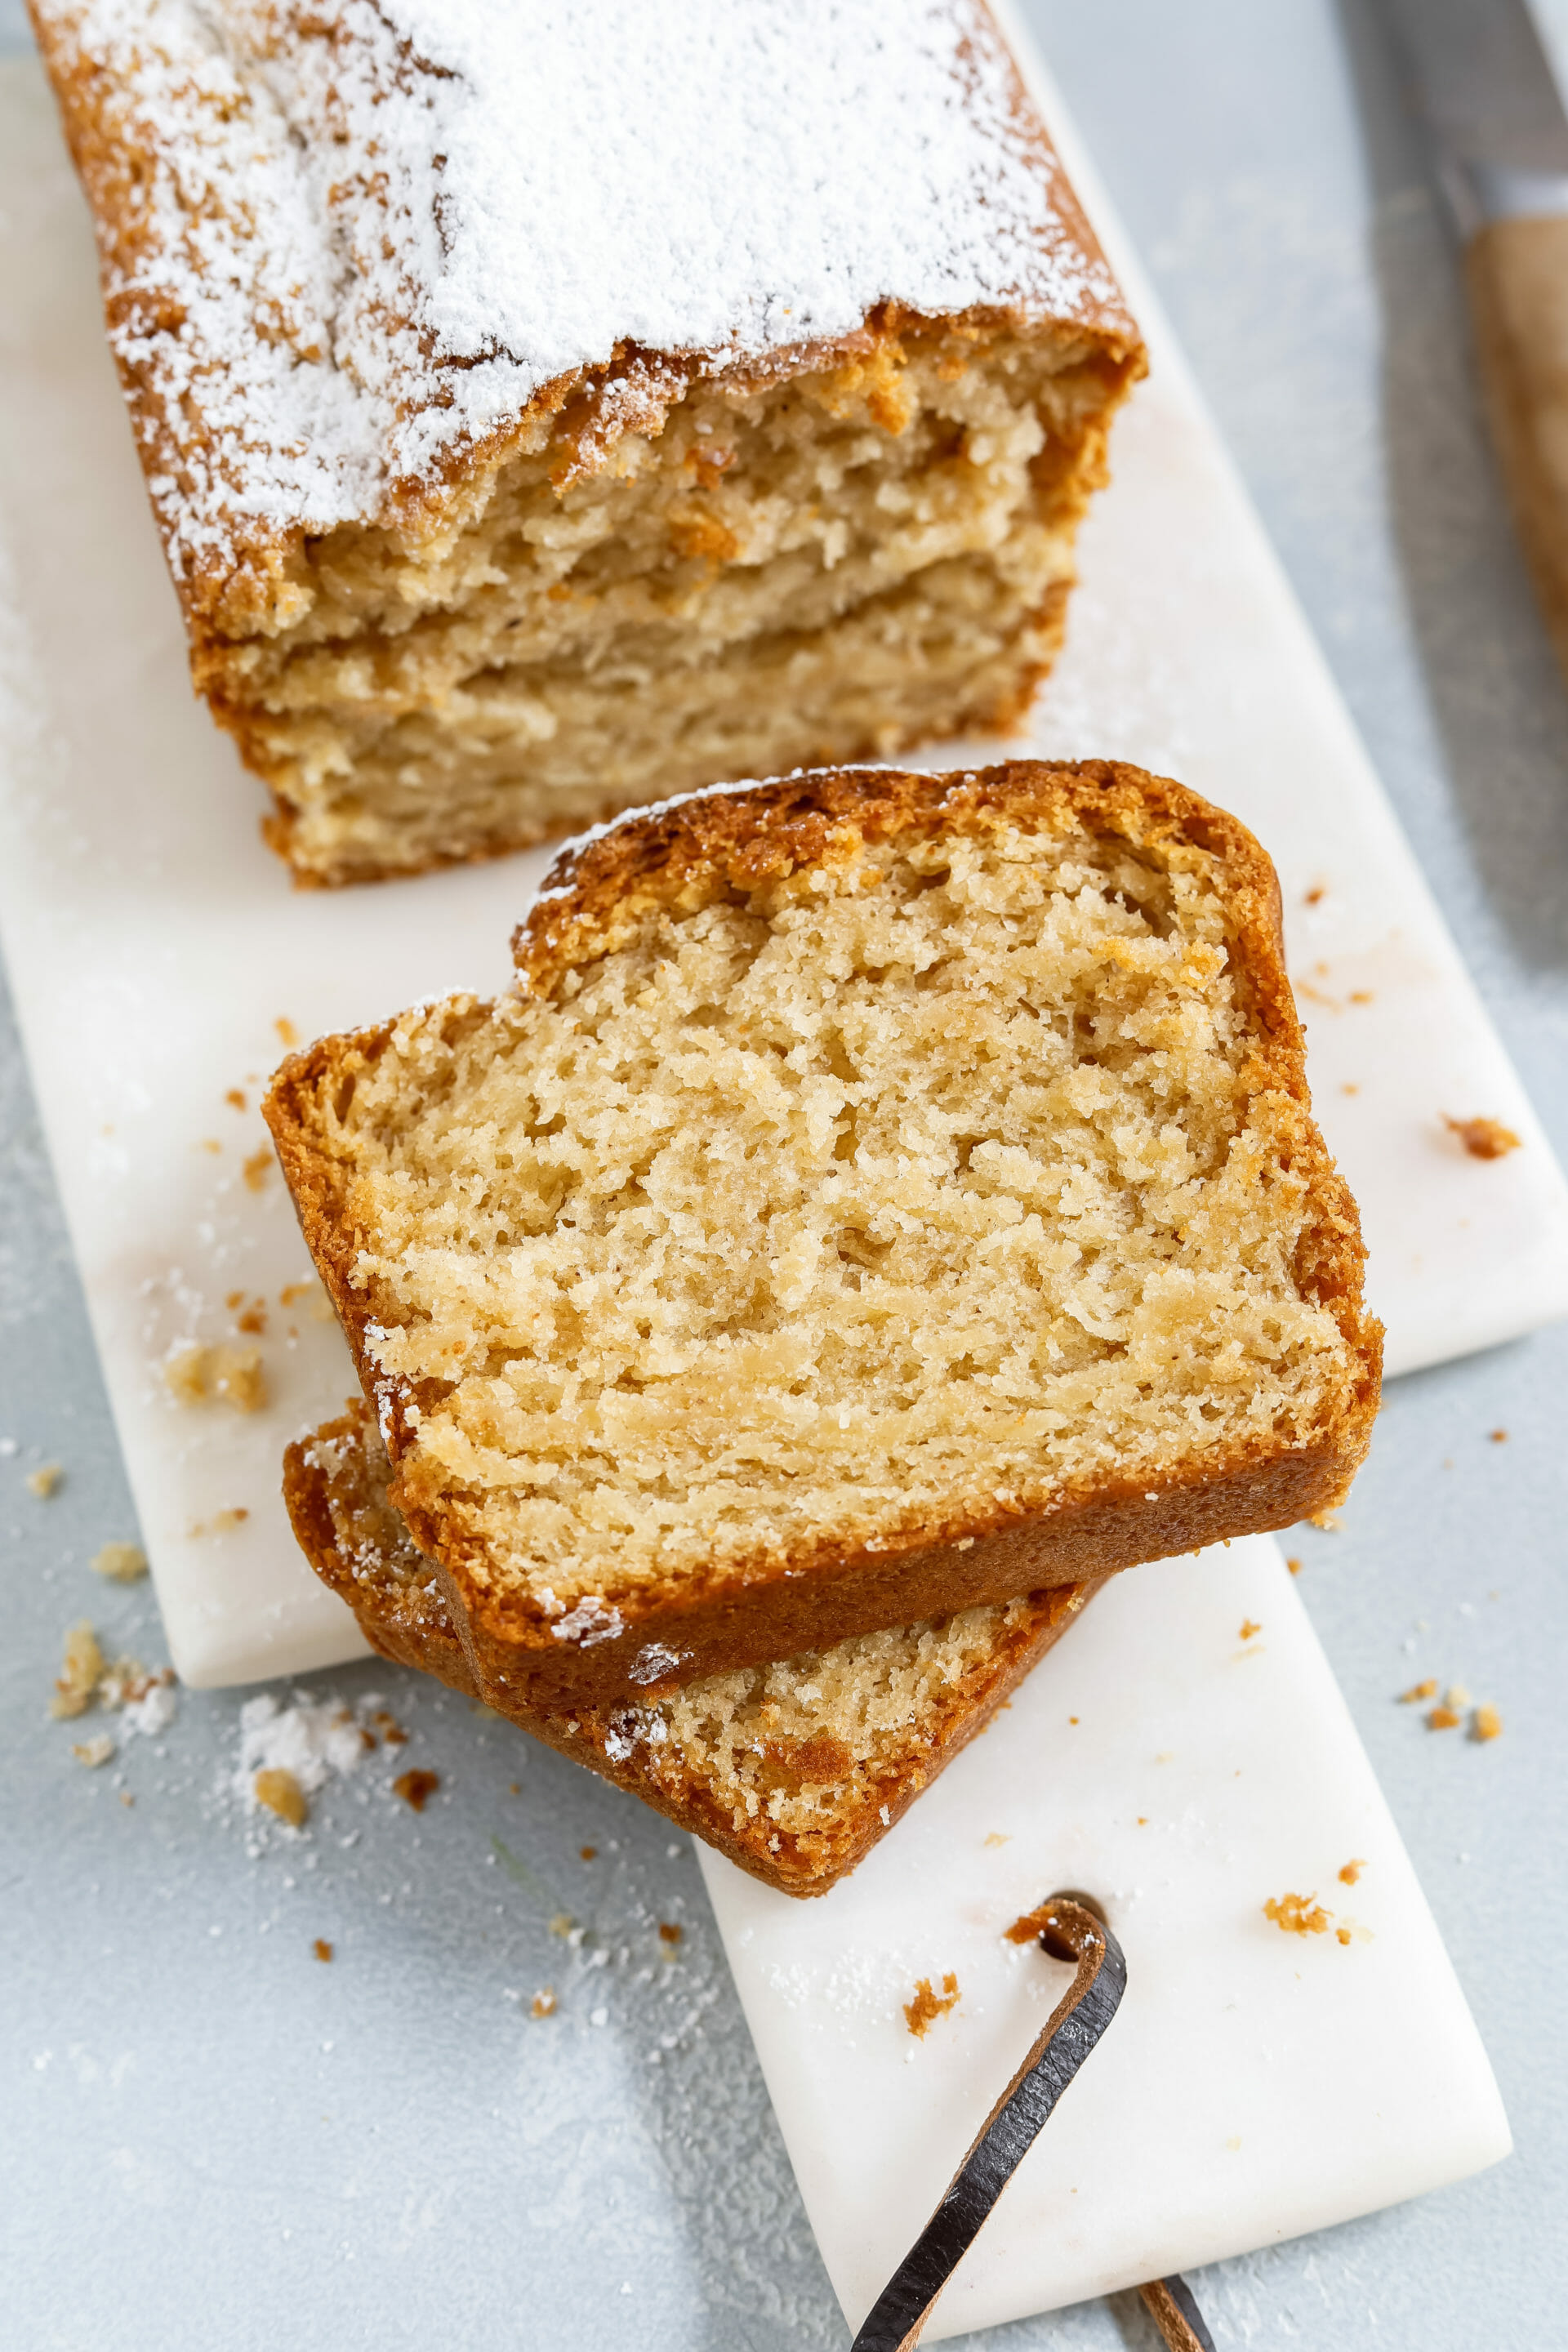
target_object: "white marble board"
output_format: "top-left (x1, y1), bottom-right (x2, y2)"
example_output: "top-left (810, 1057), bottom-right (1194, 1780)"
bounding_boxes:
top-left (701, 1535), bottom-right (1509, 2340)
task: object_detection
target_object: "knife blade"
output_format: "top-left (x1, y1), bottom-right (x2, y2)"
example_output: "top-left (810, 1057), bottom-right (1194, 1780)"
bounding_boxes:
top-left (1379, 0), bottom-right (1568, 684)
top-left (1380, 0), bottom-right (1568, 234)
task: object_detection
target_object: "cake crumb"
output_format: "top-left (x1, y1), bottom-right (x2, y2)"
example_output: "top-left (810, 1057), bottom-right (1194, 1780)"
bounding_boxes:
top-left (27, 1463), bottom-right (63, 1499)
top-left (163, 1343), bottom-right (266, 1413)
top-left (657, 1922), bottom-right (683, 1947)
top-left (1399, 1679), bottom-right (1437, 1704)
top-left (98, 1657), bottom-right (176, 1723)
top-left (199, 1137), bottom-right (221, 1154)
top-left (1489, 1428), bottom-right (1508, 1443)
top-left (279, 1278), bottom-right (335, 1322)
top-left (1304, 884), bottom-right (1326, 906)
top-left (1338, 1859), bottom-right (1366, 1886)
top-left (225, 1089), bottom-right (247, 1111)
top-left (531, 1989), bottom-right (557, 2018)
top-left (393, 1767), bottom-right (439, 1811)
top-left (91, 1542), bottom-right (148, 1584)
top-left (372, 1709), bottom-right (408, 1747)
top-left (983, 1832), bottom-right (1010, 1848)
top-left (50, 1620), bottom-right (104, 1717)
top-left (1004, 1904), bottom-right (1061, 1945)
top-left (1308, 1508), bottom-right (1341, 1530)
top-left (1286, 1557), bottom-right (1302, 1575)
top-left (1264, 1891), bottom-right (1331, 1936)
top-left (1427, 1705), bottom-right (1461, 1731)
top-left (904, 1972), bottom-right (960, 2038)
top-left (236, 1303), bottom-right (267, 1334)
top-left (580, 1846), bottom-right (598, 1861)
top-left (1239, 1619), bottom-right (1261, 1641)
top-left (1472, 1705), bottom-right (1503, 1742)
top-left (72, 1735), bottom-right (115, 1768)
top-left (254, 1767), bottom-right (309, 1827)
top-left (243, 1147), bottom-right (274, 1193)
top-left (1444, 1114), bottom-right (1521, 1160)
top-left (275, 1018), bottom-right (300, 1048)
top-left (313, 1938), bottom-right (333, 1962)
top-left (1446, 1683), bottom-right (1471, 1709)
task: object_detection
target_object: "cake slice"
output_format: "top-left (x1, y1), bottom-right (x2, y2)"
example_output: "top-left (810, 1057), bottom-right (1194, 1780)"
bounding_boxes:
top-left (32, 0), bottom-right (1143, 884)
top-left (264, 760), bottom-right (1382, 1710)
top-left (285, 1397), bottom-right (1098, 1897)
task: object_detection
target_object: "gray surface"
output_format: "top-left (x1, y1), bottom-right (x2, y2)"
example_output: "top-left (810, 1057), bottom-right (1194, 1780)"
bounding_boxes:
top-left (2, 2), bottom-right (1566, 2345)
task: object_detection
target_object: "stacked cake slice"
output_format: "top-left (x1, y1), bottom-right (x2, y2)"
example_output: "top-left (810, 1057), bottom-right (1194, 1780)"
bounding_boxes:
top-left (287, 1395), bottom-right (1100, 1894)
top-left (266, 760), bottom-right (1381, 1891)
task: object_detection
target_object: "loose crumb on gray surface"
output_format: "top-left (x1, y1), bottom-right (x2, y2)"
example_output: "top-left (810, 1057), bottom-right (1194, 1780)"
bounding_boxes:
top-left (91, 1541), bottom-right (147, 1582)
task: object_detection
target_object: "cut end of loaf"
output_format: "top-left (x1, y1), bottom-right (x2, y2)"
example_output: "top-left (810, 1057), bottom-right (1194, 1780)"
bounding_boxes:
top-left (224, 323), bottom-right (1139, 882)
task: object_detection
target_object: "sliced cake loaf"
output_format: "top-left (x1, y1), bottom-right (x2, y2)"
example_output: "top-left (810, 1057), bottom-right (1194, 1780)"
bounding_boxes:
top-left (33, 0), bottom-right (1143, 883)
top-left (264, 760), bottom-right (1382, 1711)
top-left (286, 1398), bottom-right (1095, 1896)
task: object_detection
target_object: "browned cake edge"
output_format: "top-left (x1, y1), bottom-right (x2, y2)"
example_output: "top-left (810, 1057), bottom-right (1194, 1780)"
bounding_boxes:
top-left (30, 1), bottom-right (1145, 886)
top-left (263, 759), bottom-right (1383, 1711)
top-left (284, 1400), bottom-right (1099, 1895)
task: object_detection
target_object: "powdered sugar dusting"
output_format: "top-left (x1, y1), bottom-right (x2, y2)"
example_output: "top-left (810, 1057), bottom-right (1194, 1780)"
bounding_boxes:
top-left (550, 1596), bottom-right (626, 1649)
top-left (233, 1690), bottom-right (369, 1811)
top-left (39, 0), bottom-right (1125, 597)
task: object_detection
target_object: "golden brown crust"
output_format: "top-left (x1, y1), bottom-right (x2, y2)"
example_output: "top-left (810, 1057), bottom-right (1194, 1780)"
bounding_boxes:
top-left (264, 758), bottom-right (1383, 1711)
top-left (283, 1400), bottom-right (1100, 1895)
top-left (29, 6), bottom-right (1143, 644)
top-left (30, 2), bottom-right (1144, 885)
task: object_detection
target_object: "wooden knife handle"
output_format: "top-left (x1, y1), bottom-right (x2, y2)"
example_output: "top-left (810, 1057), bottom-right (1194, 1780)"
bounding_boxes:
top-left (1464, 214), bottom-right (1568, 678)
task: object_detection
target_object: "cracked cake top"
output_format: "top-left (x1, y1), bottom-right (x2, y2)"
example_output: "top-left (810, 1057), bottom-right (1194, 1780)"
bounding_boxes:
top-left (32, 0), bottom-right (1136, 635)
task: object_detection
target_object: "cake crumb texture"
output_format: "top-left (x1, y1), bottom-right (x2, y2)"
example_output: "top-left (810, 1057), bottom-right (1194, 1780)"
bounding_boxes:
top-left (283, 1396), bottom-right (1095, 1892)
top-left (33, 1), bottom-right (1143, 879)
top-left (270, 762), bottom-right (1377, 1637)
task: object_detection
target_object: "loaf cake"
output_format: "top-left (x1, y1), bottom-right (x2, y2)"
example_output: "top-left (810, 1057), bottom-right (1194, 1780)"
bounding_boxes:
top-left (31, 0), bottom-right (1144, 885)
top-left (264, 760), bottom-right (1382, 1710)
top-left (286, 1397), bottom-right (1097, 1895)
